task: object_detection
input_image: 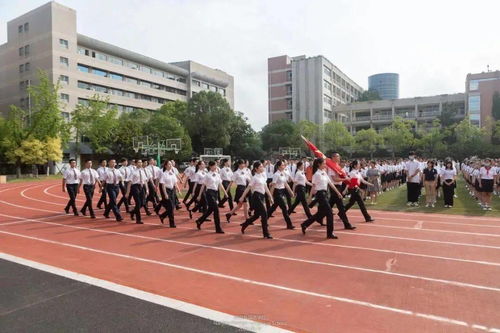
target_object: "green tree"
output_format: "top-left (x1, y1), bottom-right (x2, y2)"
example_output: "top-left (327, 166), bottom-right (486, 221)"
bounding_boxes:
top-left (381, 117), bottom-right (415, 157)
top-left (1, 71), bottom-right (68, 177)
top-left (72, 95), bottom-right (118, 154)
top-left (297, 120), bottom-right (319, 144)
top-left (492, 120), bottom-right (500, 145)
top-left (492, 91), bottom-right (500, 121)
top-left (440, 102), bottom-right (462, 127)
top-left (357, 90), bottom-right (381, 102)
top-left (157, 100), bottom-right (189, 124)
top-left (416, 119), bottom-right (446, 157)
top-left (322, 120), bottom-right (354, 153)
top-left (354, 128), bottom-right (382, 158)
top-left (112, 109), bottom-right (151, 157)
top-left (449, 119), bottom-right (484, 160)
top-left (260, 119), bottom-right (300, 153)
top-left (227, 112), bottom-right (264, 160)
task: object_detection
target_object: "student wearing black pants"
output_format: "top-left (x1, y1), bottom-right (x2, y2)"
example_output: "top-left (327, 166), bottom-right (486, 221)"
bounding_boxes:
top-left (195, 161), bottom-right (228, 234)
top-left (157, 160), bottom-right (179, 227)
top-left (117, 158), bottom-right (131, 213)
top-left (267, 160), bottom-right (295, 229)
top-left (344, 160), bottom-right (375, 223)
top-left (240, 161), bottom-right (274, 239)
top-left (182, 158), bottom-right (197, 204)
top-left (441, 161), bottom-right (457, 208)
top-left (126, 159), bottom-right (149, 224)
top-left (301, 158), bottom-right (344, 239)
top-left (78, 159), bottom-right (100, 219)
top-left (288, 161), bottom-right (312, 219)
top-left (96, 159), bottom-right (108, 209)
top-left (102, 159), bottom-right (123, 222)
top-left (185, 160), bottom-right (208, 218)
top-left (218, 159), bottom-right (234, 210)
top-left (62, 159), bottom-right (81, 216)
top-left (225, 160), bottom-right (252, 222)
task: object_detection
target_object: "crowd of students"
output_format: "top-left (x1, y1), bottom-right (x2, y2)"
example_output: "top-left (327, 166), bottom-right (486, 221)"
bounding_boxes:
top-left (62, 153), bottom-right (498, 240)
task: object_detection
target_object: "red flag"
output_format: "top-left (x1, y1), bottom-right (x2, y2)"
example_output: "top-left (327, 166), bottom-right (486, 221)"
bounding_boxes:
top-left (301, 136), bottom-right (347, 178)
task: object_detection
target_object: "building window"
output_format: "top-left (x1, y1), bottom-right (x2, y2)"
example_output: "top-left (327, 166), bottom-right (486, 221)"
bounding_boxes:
top-left (96, 52), bottom-right (107, 61)
top-left (219, 88), bottom-right (225, 96)
top-left (20, 98), bottom-right (25, 108)
top-left (286, 70), bottom-right (292, 81)
top-left (140, 65), bottom-right (151, 74)
top-left (19, 64), bottom-right (24, 73)
top-left (60, 93), bottom-right (69, 102)
top-left (285, 112), bottom-right (293, 120)
top-left (60, 57), bottom-right (69, 66)
top-left (192, 80), bottom-right (201, 87)
top-left (61, 112), bottom-right (70, 122)
top-left (77, 47), bottom-right (85, 55)
top-left (25, 62), bottom-right (30, 71)
top-left (77, 64), bottom-right (89, 72)
top-left (19, 47), bottom-right (24, 56)
top-left (202, 83), bottom-right (209, 89)
top-left (110, 73), bottom-right (123, 81)
top-left (324, 80), bottom-right (332, 91)
top-left (78, 81), bottom-right (90, 90)
top-left (93, 68), bottom-right (107, 77)
top-left (24, 45), bottom-right (30, 56)
top-left (109, 56), bottom-right (123, 65)
top-left (210, 85), bottom-right (217, 92)
top-left (287, 98), bottom-right (292, 109)
top-left (24, 23), bottom-right (29, 32)
top-left (323, 65), bottom-right (331, 77)
top-left (59, 38), bottom-right (69, 49)
top-left (18, 25), bottom-right (23, 33)
top-left (323, 94), bottom-right (332, 105)
top-left (286, 84), bottom-right (292, 95)
top-left (19, 81), bottom-right (25, 91)
top-left (468, 95), bottom-right (480, 113)
top-left (59, 75), bottom-right (69, 84)
top-left (77, 98), bottom-right (89, 106)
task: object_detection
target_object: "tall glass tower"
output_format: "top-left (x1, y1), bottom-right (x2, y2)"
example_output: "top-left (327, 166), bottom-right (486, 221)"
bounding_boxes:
top-left (368, 73), bottom-right (399, 100)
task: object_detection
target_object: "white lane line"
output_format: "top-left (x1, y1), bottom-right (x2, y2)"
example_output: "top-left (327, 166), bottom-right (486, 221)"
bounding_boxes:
top-left (1, 213), bottom-right (500, 292)
top-left (1, 232), bottom-right (499, 332)
top-left (4, 193), bottom-right (500, 267)
top-left (0, 253), bottom-right (289, 333)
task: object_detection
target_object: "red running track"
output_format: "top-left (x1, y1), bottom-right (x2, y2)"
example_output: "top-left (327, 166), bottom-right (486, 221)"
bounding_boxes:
top-left (1, 180), bottom-right (500, 332)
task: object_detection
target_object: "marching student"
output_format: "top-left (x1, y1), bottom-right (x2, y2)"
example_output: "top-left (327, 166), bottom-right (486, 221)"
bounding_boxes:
top-left (327, 152), bottom-right (356, 230)
top-left (479, 159), bottom-right (494, 210)
top-left (283, 160), bottom-right (294, 210)
top-left (170, 160), bottom-right (183, 210)
top-left (185, 160), bottom-right (208, 218)
top-left (126, 159), bottom-right (149, 224)
top-left (145, 158), bottom-right (161, 211)
top-left (78, 159), bottom-right (100, 218)
top-left (195, 161), bottom-right (228, 233)
top-left (96, 159), bottom-right (108, 209)
top-left (157, 160), bottom-right (180, 227)
top-left (225, 160), bottom-right (252, 222)
top-left (126, 159), bottom-right (137, 206)
top-left (62, 158), bottom-right (81, 216)
top-left (239, 161), bottom-right (274, 239)
top-left (267, 160), bottom-right (295, 230)
top-left (287, 161), bottom-right (313, 219)
top-left (300, 158), bottom-right (343, 239)
top-left (183, 158), bottom-right (198, 205)
top-left (218, 158), bottom-right (234, 210)
top-left (344, 160), bottom-right (375, 223)
top-left (441, 161), bottom-right (457, 208)
top-left (423, 160), bottom-right (438, 207)
top-left (366, 161), bottom-right (381, 205)
top-left (102, 159), bottom-right (124, 222)
top-left (117, 158), bottom-right (131, 213)
top-left (405, 152), bottom-right (422, 207)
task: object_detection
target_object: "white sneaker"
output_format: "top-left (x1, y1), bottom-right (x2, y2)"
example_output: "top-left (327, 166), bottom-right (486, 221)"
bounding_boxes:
top-left (425, 203), bottom-right (430, 208)
top-left (487, 207), bottom-right (492, 211)
top-left (431, 204), bottom-right (435, 208)
top-left (414, 203), bottom-right (419, 207)
top-left (482, 207), bottom-right (488, 211)
top-left (454, 195), bottom-right (458, 198)
top-left (407, 202), bottom-right (412, 207)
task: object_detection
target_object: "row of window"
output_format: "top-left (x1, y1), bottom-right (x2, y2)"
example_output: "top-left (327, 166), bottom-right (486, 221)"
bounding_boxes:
top-left (77, 81), bottom-right (176, 104)
top-left (469, 78), bottom-right (498, 91)
top-left (18, 45), bottom-right (30, 57)
top-left (77, 46), bottom-right (186, 83)
top-left (19, 62), bottom-right (30, 73)
top-left (19, 80), bottom-right (31, 91)
top-left (77, 98), bottom-right (155, 113)
top-left (323, 65), bottom-right (360, 97)
top-left (18, 23), bottom-right (29, 33)
top-left (191, 79), bottom-right (226, 96)
top-left (77, 64), bottom-right (187, 96)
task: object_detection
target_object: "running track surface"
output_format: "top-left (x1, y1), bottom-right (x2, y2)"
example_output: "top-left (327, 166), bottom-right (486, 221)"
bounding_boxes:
top-left (1, 180), bottom-right (500, 333)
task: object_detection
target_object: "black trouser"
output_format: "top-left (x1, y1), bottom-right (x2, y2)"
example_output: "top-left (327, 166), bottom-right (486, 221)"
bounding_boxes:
top-left (288, 185), bottom-right (312, 218)
top-left (218, 180), bottom-right (233, 209)
top-left (141, 186), bottom-right (151, 214)
top-left (241, 192), bottom-right (270, 238)
top-left (97, 185), bottom-right (107, 208)
top-left (267, 189), bottom-right (293, 228)
top-left (145, 181), bottom-right (158, 209)
top-left (158, 184), bottom-right (176, 226)
top-left (104, 184), bottom-right (122, 220)
top-left (345, 188), bottom-right (372, 221)
top-left (443, 181), bottom-right (455, 206)
top-left (131, 184), bottom-right (145, 222)
top-left (183, 180), bottom-right (194, 203)
top-left (329, 185), bottom-right (352, 228)
top-left (285, 182), bottom-right (293, 208)
top-left (197, 189), bottom-right (223, 232)
top-left (117, 181), bottom-right (130, 212)
top-left (185, 184), bottom-right (200, 209)
top-left (265, 179), bottom-right (273, 210)
top-left (302, 190), bottom-right (334, 237)
top-left (64, 184), bottom-right (78, 214)
top-left (407, 182), bottom-right (420, 203)
top-left (81, 184), bottom-right (95, 217)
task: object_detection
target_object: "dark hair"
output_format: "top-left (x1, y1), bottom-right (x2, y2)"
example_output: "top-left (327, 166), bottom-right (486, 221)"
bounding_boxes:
top-left (274, 160), bottom-right (284, 173)
top-left (99, 159), bottom-right (106, 163)
top-left (409, 151), bottom-right (415, 156)
top-left (445, 161), bottom-right (453, 170)
top-left (120, 158), bottom-right (127, 163)
top-left (221, 158), bottom-right (229, 167)
top-left (427, 160), bottom-right (435, 167)
top-left (233, 159), bottom-right (245, 172)
top-left (84, 159), bottom-right (92, 163)
top-left (69, 158), bottom-right (76, 163)
top-left (349, 160), bottom-right (359, 171)
top-left (191, 158), bottom-right (198, 163)
top-left (208, 160), bottom-right (217, 168)
top-left (331, 152), bottom-right (340, 157)
top-left (296, 161), bottom-right (303, 174)
top-left (312, 158), bottom-right (324, 174)
top-left (195, 160), bottom-right (205, 172)
top-left (252, 161), bottom-right (262, 176)
top-left (162, 160), bottom-right (170, 172)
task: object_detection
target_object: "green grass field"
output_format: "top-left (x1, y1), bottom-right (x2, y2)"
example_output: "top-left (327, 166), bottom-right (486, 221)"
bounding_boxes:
top-left (6, 175), bottom-right (61, 183)
top-left (368, 179), bottom-right (500, 218)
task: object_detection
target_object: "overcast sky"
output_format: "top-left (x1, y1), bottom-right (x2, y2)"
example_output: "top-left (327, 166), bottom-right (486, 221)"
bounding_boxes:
top-left (1, 0), bottom-right (499, 130)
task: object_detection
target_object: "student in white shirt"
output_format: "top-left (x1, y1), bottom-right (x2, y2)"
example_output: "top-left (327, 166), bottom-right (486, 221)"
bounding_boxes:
top-left (405, 152), bottom-right (422, 206)
top-left (62, 158), bottom-right (81, 216)
top-left (145, 158), bottom-right (160, 211)
top-left (267, 160), bottom-right (295, 230)
top-left (225, 160), bottom-right (252, 223)
top-left (96, 159), bottom-right (108, 209)
top-left (479, 158), bottom-right (494, 210)
top-left (195, 161), bottom-right (228, 233)
top-left (287, 161), bottom-right (313, 219)
top-left (182, 158), bottom-right (198, 205)
top-left (157, 160), bottom-right (181, 227)
top-left (78, 159), bottom-right (100, 218)
top-left (239, 161), bottom-right (274, 239)
top-left (117, 158), bottom-right (131, 213)
top-left (125, 159), bottom-right (150, 224)
top-left (441, 161), bottom-right (457, 208)
top-left (301, 158), bottom-right (343, 239)
top-left (344, 160), bottom-right (375, 223)
top-left (185, 160), bottom-right (208, 219)
top-left (218, 158), bottom-right (234, 210)
top-left (102, 159), bottom-right (124, 222)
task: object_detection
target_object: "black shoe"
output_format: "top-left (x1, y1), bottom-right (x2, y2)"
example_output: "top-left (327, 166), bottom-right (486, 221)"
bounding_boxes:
top-left (240, 223), bottom-right (247, 234)
top-left (188, 210), bottom-right (193, 219)
top-left (169, 223), bottom-right (176, 228)
top-left (74, 212), bottom-right (79, 216)
top-left (301, 223), bottom-right (306, 235)
top-left (146, 211), bottom-right (152, 216)
top-left (103, 214), bottom-right (110, 219)
top-left (154, 206), bottom-right (160, 215)
top-left (291, 210), bottom-right (297, 214)
top-left (159, 217), bottom-right (164, 224)
top-left (225, 213), bottom-right (231, 223)
top-left (365, 219), bottom-right (375, 223)
top-left (270, 215), bottom-right (275, 218)
top-left (264, 235), bottom-right (273, 239)
top-left (80, 210), bottom-right (86, 216)
top-left (64, 208), bottom-right (69, 214)
top-left (97, 206), bottom-right (102, 210)
top-left (196, 220), bottom-right (202, 230)
top-left (327, 234), bottom-right (338, 239)
top-left (345, 225), bottom-right (357, 230)
top-left (116, 218), bottom-right (123, 222)
top-left (90, 215), bottom-right (96, 219)
top-left (176, 206), bottom-right (182, 210)
top-left (206, 218), bottom-right (211, 222)
top-left (218, 204), bottom-right (225, 208)
top-left (216, 230), bottom-right (225, 234)
top-left (130, 214), bottom-right (135, 221)
top-left (136, 221), bottom-right (144, 224)
top-left (287, 225), bottom-right (295, 230)
top-left (232, 213), bottom-right (237, 216)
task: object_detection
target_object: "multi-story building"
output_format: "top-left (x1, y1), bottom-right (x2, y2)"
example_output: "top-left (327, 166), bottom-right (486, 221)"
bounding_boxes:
top-left (368, 73), bottom-right (399, 100)
top-left (268, 55), bottom-right (363, 125)
top-left (465, 71), bottom-right (500, 127)
top-left (332, 93), bottom-right (466, 134)
top-left (0, 1), bottom-right (234, 121)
